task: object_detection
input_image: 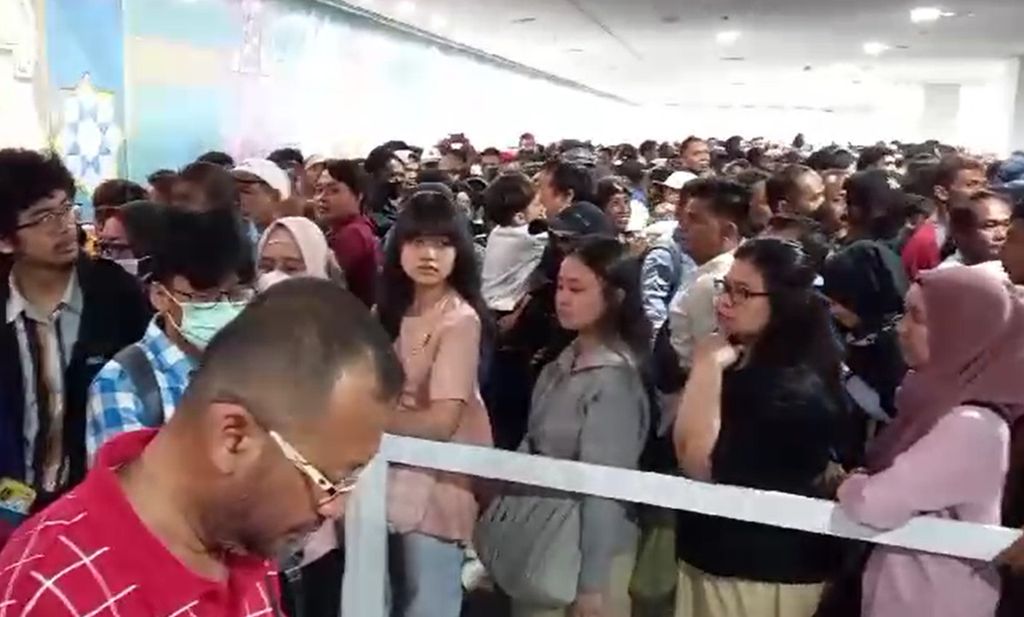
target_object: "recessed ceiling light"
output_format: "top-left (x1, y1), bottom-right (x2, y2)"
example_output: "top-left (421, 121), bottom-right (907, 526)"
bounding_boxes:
top-left (430, 14), bottom-right (447, 29)
top-left (720, 56), bottom-right (746, 62)
top-left (511, 16), bottom-right (537, 24)
top-left (716, 30), bottom-right (741, 45)
top-left (396, 1), bottom-right (416, 16)
top-left (910, 7), bottom-right (954, 23)
top-left (863, 41), bottom-right (890, 56)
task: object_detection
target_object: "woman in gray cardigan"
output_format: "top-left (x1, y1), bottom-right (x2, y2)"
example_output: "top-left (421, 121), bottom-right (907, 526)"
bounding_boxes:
top-left (514, 237), bottom-right (652, 617)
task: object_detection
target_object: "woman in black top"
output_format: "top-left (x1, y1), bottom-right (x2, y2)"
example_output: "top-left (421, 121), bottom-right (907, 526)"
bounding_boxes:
top-left (673, 237), bottom-right (844, 617)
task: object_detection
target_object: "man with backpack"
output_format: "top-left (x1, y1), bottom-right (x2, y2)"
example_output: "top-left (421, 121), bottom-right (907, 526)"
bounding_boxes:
top-left (85, 207), bottom-right (253, 461)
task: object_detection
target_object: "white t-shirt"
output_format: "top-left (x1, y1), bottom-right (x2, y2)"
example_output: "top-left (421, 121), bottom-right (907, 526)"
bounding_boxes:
top-left (481, 226), bottom-right (547, 311)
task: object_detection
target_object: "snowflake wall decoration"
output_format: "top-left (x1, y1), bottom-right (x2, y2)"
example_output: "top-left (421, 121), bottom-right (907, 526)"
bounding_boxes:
top-left (53, 73), bottom-right (123, 195)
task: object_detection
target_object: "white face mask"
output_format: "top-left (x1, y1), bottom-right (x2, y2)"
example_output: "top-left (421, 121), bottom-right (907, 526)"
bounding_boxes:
top-left (114, 256), bottom-right (149, 278)
top-left (257, 270), bottom-right (292, 292)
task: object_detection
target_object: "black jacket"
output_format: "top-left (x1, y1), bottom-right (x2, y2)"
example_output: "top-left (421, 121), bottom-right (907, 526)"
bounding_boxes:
top-left (0, 258), bottom-right (151, 504)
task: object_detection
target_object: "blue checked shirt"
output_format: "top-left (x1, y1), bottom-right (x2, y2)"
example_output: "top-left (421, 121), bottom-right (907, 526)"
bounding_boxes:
top-left (85, 319), bottom-right (195, 464)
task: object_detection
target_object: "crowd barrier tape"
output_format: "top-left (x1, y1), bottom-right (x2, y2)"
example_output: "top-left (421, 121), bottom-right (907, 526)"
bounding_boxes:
top-left (340, 434), bottom-right (1021, 617)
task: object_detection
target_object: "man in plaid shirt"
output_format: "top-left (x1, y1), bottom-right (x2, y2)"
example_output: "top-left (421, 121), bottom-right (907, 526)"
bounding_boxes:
top-left (0, 280), bottom-right (404, 616)
top-left (85, 208), bottom-right (253, 462)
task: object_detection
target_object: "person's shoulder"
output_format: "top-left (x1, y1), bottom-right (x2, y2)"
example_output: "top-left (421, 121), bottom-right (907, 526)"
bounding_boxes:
top-left (0, 495), bottom-right (93, 578)
top-left (88, 356), bottom-right (133, 393)
top-left (440, 295), bottom-right (482, 330)
top-left (735, 364), bottom-right (837, 411)
top-left (945, 404), bottom-right (1012, 440)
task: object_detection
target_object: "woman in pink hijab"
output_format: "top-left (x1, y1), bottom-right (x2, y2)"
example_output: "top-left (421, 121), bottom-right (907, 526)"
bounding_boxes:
top-left (838, 265), bottom-right (1024, 617)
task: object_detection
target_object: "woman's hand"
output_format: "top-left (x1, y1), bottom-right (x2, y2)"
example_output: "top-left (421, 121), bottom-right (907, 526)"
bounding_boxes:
top-left (693, 332), bottom-right (741, 370)
top-left (571, 591), bottom-right (604, 617)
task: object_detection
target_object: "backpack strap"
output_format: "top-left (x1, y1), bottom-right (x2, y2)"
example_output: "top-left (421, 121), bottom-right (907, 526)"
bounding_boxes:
top-left (112, 344), bottom-right (164, 427)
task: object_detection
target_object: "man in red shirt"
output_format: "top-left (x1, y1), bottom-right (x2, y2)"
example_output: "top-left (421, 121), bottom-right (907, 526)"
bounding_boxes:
top-left (315, 160), bottom-right (382, 308)
top-left (901, 155), bottom-right (987, 279)
top-left (0, 279), bottom-right (403, 616)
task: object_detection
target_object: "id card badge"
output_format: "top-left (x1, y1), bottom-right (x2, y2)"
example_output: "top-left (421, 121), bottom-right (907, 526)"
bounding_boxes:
top-left (0, 478), bottom-right (37, 527)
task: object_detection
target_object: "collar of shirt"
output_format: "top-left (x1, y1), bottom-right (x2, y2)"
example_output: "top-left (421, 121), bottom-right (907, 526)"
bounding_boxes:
top-left (694, 249), bottom-right (735, 279)
top-left (81, 429), bottom-right (275, 615)
top-left (554, 340), bottom-right (637, 375)
top-left (5, 267), bottom-right (82, 324)
top-left (141, 317), bottom-right (196, 376)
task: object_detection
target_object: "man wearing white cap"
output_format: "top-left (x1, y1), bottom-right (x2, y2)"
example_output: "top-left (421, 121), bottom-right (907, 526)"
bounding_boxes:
top-left (232, 158), bottom-right (292, 234)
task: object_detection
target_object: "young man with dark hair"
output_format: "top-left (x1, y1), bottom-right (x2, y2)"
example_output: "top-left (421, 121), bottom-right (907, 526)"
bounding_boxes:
top-left (767, 164), bottom-right (846, 243)
top-left (668, 179), bottom-right (751, 369)
top-left (0, 279), bottom-right (404, 616)
top-left (901, 155), bottom-right (988, 278)
top-left (941, 190), bottom-right (1011, 276)
top-left (677, 136), bottom-right (712, 176)
top-left (0, 149), bottom-right (150, 516)
top-left (538, 159), bottom-right (595, 219)
top-left (86, 208), bottom-right (254, 461)
top-left (316, 159), bottom-right (380, 308)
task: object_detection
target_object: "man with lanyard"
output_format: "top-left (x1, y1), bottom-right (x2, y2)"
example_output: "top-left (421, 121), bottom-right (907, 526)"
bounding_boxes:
top-left (0, 149), bottom-right (149, 540)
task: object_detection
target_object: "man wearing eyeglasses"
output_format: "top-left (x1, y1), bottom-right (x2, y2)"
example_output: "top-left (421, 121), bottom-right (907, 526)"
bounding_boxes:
top-left (0, 279), bottom-right (404, 616)
top-left (0, 149), bottom-right (150, 532)
top-left (85, 207), bottom-right (254, 463)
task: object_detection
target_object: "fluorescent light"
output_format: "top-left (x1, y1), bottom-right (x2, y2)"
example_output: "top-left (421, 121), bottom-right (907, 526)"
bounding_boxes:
top-left (910, 7), bottom-right (954, 23)
top-left (396, 0), bottom-right (416, 16)
top-left (863, 41), bottom-right (890, 56)
top-left (716, 30), bottom-right (741, 45)
top-left (430, 14), bottom-right (447, 29)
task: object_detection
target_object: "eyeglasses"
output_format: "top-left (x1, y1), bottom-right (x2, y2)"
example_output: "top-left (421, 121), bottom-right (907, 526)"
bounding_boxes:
top-left (165, 285), bottom-right (256, 304)
top-left (17, 201), bottom-right (77, 231)
top-left (714, 278), bottom-right (771, 304)
top-left (268, 430), bottom-right (362, 508)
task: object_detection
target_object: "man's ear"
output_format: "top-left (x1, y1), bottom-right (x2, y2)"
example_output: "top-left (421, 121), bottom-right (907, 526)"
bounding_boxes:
top-left (205, 401), bottom-right (264, 475)
top-left (0, 235), bottom-right (15, 255)
top-left (934, 185), bottom-right (949, 204)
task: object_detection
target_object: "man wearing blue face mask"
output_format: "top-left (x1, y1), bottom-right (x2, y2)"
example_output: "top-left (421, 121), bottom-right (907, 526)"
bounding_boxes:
top-left (85, 208), bottom-right (254, 463)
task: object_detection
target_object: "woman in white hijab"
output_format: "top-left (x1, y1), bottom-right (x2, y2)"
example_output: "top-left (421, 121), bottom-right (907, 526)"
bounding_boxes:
top-left (256, 216), bottom-right (344, 290)
top-left (256, 217), bottom-right (345, 573)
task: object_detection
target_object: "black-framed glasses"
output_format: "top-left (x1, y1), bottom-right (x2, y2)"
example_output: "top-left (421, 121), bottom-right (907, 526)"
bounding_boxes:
top-left (161, 283), bottom-right (255, 304)
top-left (714, 278), bottom-right (771, 304)
top-left (16, 201), bottom-right (78, 231)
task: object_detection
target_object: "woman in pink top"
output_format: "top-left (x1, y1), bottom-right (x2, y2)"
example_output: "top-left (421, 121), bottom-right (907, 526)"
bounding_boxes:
top-left (377, 189), bottom-right (493, 617)
top-left (838, 265), bottom-right (1024, 617)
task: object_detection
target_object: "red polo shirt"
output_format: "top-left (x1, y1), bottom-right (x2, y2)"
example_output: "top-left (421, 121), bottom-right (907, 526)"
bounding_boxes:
top-left (327, 215), bottom-right (381, 308)
top-left (0, 430), bottom-right (281, 617)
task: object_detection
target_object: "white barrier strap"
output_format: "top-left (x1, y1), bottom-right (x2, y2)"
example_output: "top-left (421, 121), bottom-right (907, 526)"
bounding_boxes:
top-left (380, 435), bottom-right (1020, 562)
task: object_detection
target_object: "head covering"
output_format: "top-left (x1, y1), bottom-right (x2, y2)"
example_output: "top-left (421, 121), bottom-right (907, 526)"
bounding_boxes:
top-left (660, 171), bottom-right (698, 191)
top-left (232, 158), bottom-right (292, 199)
top-left (822, 240), bottom-right (908, 335)
top-left (867, 266), bottom-right (1024, 471)
top-left (257, 217), bottom-right (331, 279)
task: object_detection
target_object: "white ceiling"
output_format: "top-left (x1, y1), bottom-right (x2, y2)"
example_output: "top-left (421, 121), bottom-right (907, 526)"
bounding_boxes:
top-left (345, 0), bottom-right (1024, 103)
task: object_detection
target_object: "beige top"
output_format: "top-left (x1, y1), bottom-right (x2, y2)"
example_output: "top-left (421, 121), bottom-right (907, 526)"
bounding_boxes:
top-left (386, 292), bottom-right (492, 542)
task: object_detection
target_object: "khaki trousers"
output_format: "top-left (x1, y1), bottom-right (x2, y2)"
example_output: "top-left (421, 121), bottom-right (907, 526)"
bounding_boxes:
top-left (674, 560), bottom-right (824, 617)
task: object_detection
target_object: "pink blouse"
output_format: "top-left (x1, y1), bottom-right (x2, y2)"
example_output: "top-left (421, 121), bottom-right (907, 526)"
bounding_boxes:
top-left (386, 293), bottom-right (492, 542)
top-left (838, 405), bottom-right (1009, 617)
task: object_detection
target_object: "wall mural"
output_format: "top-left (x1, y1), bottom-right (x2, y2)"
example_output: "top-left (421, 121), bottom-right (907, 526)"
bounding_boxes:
top-left (54, 73), bottom-right (123, 195)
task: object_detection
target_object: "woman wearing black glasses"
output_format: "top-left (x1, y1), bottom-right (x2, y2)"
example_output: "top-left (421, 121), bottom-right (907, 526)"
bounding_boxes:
top-left (673, 237), bottom-right (845, 617)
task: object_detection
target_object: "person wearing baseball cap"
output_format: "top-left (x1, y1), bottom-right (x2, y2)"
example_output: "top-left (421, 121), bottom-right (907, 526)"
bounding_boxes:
top-left (232, 158), bottom-right (292, 234)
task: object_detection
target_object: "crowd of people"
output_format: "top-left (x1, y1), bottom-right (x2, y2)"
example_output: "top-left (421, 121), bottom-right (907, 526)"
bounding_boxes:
top-left (1, 131), bottom-right (1024, 617)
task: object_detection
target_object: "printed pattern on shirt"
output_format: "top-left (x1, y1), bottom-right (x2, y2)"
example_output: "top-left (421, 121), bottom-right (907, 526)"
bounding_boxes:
top-left (85, 320), bottom-right (195, 461)
top-left (0, 501), bottom-right (275, 617)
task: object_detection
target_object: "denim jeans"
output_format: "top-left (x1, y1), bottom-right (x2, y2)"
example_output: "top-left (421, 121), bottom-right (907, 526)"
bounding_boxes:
top-left (389, 532), bottom-right (464, 617)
